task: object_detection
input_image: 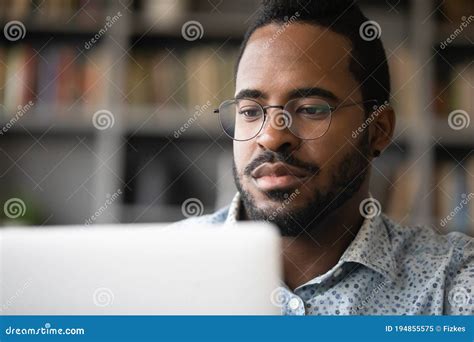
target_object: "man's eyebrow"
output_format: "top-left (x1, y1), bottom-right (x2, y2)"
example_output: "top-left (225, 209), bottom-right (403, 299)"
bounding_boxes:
top-left (235, 89), bottom-right (267, 100)
top-left (288, 87), bottom-right (339, 102)
top-left (234, 87), bottom-right (339, 102)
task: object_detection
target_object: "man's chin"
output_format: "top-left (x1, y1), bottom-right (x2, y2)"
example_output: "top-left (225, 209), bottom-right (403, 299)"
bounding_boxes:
top-left (244, 188), bottom-right (309, 222)
top-left (248, 183), bottom-right (304, 201)
top-left (251, 202), bottom-right (302, 216)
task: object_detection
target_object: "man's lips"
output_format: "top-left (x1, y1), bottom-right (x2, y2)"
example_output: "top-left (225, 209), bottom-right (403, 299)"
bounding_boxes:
top-left (250, 162), bottom-right (312, 191)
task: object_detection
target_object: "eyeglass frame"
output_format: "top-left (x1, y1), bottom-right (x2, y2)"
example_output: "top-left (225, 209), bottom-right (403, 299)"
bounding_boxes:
top-left (213, 97), bottom-right (379, 141)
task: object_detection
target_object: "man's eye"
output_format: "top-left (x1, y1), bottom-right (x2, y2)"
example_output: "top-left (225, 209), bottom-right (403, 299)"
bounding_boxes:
top-left (238, 107), bottom-right (261, 118)
top-left (297, 106), bottom-right (329, 117)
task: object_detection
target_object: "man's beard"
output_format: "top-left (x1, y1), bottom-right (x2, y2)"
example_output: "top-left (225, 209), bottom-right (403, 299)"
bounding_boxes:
top-left (233, 132), bottom-right (371, 237)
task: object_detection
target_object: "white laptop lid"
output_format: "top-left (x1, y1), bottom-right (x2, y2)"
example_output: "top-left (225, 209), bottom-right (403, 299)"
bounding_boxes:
top-left (0, 223), bottom-right (282, 315)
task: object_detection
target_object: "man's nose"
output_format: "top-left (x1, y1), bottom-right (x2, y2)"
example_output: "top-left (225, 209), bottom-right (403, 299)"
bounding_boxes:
top-left (256, 108), bottom-right (301, 153)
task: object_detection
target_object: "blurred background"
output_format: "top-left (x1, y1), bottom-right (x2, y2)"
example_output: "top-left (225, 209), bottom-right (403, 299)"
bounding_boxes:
top-left (0, 0), bottom-right (472, 236)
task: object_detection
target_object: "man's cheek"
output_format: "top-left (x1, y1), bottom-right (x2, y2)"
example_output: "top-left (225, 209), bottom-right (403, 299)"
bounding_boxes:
top-left (233, 142), bottom-right (253, 176)
top-left (302, 147), bottom-right (339, 178)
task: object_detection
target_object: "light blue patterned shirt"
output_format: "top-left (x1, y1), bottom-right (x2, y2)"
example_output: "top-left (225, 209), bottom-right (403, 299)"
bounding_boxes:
top-left (181, 193), bottom-right (474, 315)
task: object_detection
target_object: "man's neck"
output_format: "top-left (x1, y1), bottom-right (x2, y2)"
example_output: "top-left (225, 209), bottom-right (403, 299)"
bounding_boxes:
top-left (281, 192), bottom-right (367, 291)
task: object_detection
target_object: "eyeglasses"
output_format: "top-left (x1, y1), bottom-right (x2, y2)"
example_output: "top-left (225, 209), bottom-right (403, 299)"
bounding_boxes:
top-left (213, 97), bottom-right (378, 141)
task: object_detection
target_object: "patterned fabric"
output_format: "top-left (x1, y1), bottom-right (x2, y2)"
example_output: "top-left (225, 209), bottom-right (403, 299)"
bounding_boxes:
top-left (179, 192), bottom-right (474, 315)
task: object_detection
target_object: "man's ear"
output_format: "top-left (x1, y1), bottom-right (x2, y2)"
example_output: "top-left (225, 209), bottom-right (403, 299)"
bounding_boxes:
top-left (369, 105), bottom-right (396, 157)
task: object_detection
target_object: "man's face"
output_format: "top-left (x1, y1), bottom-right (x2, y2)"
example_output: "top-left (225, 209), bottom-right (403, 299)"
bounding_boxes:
top-left (233, 23), bottom-right (372, 236)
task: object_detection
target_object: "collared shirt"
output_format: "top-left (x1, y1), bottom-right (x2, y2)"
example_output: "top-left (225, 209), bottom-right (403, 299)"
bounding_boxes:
top-left (181, 192), bottom-right (474, 315)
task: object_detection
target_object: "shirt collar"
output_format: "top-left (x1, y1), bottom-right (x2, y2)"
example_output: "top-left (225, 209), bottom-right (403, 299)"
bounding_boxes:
top-left (224, 192), bottom-right (241, 224)
top-left (225, 192), bottom-right (396, 281)
top-left (339, 213), bottom-right (396, 281)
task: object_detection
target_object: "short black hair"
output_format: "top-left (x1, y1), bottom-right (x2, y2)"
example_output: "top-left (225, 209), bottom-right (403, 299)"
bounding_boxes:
top-left (235, 0), bottom-right (391, 113)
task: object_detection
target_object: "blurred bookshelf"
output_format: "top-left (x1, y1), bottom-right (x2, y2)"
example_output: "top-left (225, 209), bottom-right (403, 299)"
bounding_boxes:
top-left (0, 0), bottom-right (472, 236)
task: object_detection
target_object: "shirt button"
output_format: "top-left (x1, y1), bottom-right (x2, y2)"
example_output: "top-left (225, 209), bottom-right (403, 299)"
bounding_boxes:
top-left (286, 296), bottom-right (305, 315)
top-left (288, 297), bottom-right (300, 310)
top-left (333, 267), bottom-right (343, 278)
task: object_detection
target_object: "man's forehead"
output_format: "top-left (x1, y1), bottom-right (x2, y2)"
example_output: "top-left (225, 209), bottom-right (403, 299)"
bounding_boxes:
top-left (236, 23), bottom-right (355, 97)
top-left (241, 23), bottom-right (352, 68)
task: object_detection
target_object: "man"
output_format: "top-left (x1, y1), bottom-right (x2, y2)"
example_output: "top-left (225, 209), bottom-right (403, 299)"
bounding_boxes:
top-left (180, 0), bottom-right (473, 315)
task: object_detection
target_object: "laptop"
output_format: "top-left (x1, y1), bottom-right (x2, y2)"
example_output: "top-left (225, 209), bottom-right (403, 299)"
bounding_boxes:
top-left (0, 222), bottom-right (282, 315)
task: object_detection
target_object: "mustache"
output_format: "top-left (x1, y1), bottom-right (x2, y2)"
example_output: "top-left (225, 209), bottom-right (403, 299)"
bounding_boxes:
top-left (243, 150), bottom-right (320, 176)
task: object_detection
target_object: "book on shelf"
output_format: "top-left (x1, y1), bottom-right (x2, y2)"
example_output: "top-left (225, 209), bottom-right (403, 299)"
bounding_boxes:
top-left (383, 156), bottom-right (473, 236)
top-left (125, 46), bottom-right (237, 122)
top-left (434, 62), bottom-right (473, 118)
top-left (0, 43), bottom-right (110, 118)
top-left (0, 0), bottom-right (105, 28)
top-left (150, 50), bottom-right (187, 105)
top-left (1, 41), bottom-right (239, 124)
top-left (0, 47), bottom-right (5, 106)
top-left (141, 0), bottom-right (188, 27)
top-left (441, 0), bottom-right (474, 23)
top-left (435, 158), bottom-right (474, 235)
top-left (391, 49), bottom-right (473, 121)
top-left (385, 160), bottom-right (422, 225)
top-left (2, 45), bottom-right (37, 112)
top-left (387, 46), bottom-right (417, 118)
top-left (448, 63), bottom-right (473, 114)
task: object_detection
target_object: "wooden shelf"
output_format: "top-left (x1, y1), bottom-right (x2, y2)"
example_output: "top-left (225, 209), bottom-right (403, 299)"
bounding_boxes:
top-left (132, 11), bottom-right (255, 39)
top-left (0, 106), bottom-right (96, 135)
top-left (433, 118), bottom-right (474, 146)
top-left (4, 106), bottom-right (473, 147)
top-left (437, 23), bottom-right (474, 48)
